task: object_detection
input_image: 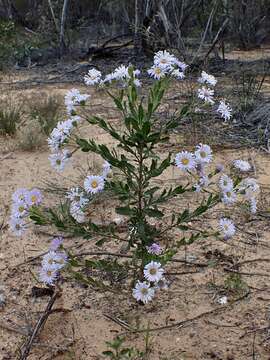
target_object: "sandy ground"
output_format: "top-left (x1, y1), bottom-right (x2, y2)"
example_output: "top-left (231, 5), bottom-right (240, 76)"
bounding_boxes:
top-left (1, 63), bottom-right (270, 360)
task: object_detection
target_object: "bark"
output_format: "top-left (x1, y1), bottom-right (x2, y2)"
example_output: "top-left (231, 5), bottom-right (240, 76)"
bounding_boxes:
top-left (134, 0), bottom-right (144, 58)
top-left (59, 0), bottom-right (70, 57)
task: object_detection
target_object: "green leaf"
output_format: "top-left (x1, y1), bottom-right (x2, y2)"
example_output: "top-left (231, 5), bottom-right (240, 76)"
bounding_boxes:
top-left (145, 208), bottom-right (164, 218)
top-left (116, 206), bottom-right (135, 216)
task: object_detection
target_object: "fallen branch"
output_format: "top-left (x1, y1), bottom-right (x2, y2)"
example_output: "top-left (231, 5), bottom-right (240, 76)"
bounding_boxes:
top-left (19, 290), bottom-right (61, 360)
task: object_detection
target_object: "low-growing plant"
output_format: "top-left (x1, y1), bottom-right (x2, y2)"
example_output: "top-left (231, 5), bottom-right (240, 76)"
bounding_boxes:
top-left (18, 121), bottom-right (44, 151)
top-left (233, 66), bottom-right (267, 115)
top-left (0, 99), bottom-right (22, 136)
top-left (9, 51), bottom-right (260, 307)
top-left (103, 336), bottom-right (145, 360)
top-left (29, 95), bottom-right (63, 136)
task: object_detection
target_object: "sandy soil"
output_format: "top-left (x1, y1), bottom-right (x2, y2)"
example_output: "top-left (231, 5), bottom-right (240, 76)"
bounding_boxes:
top-left (0, 63), bottom-right (270, 360)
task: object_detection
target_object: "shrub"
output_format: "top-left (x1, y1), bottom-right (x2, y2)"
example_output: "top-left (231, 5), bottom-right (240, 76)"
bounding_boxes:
top-left (28, 95), bottom-right (63, 136)
top-left (9, 51), bottom-right (259, 307)
top-left (0, 100), bottom-right (22, 136)
top-left (17, 120), bottom-right (44, 151)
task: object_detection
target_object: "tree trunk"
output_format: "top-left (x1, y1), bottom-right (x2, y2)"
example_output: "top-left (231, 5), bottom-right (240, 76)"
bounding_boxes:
top-left (134, 0), bottom-right (144, 58)
top-left (59, 0), bottom-right (69, 57)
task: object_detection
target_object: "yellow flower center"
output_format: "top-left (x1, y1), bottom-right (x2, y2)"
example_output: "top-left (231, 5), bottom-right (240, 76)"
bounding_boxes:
top-left (31, 195), bottom-right (37, 203)
top-left (91, 180), bottom-right (98, 188)
top-left (149, 268), bottom-right (157, 275)
top-left (181, 158), bottom-right (189, 165)
top-left (200, 151), bottom-right (206, 158)
top-left (226, 192), bottom-right (231, 197)
top-left (18, 206), bottom-right (24, 213)
top-left (47, 270), bottom-right (52, 276)
top-left (141, 288), bottom-right (148, 295)
top-left (155, 68), bottom-right (161, 74)
top-left (56, 159), bottom-right (61, 165)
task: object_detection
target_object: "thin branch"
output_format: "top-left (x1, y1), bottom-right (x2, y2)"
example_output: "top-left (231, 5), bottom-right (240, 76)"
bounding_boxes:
top-left (19, 290), bottom-right (61, 360)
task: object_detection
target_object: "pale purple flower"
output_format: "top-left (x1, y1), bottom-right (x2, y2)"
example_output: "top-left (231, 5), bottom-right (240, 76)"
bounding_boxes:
top-left (12, 188), bottom-right (28, 204)
top-left (50, 237), bottom-right (63, 251)
top-left (146, 243), bottom-right (163, 255)
top-left (26, 189), bottom-right (42, 206)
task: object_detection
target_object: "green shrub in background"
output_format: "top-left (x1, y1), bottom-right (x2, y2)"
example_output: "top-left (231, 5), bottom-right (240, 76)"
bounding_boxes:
top-left (29, 95), bottom-right (63, 136)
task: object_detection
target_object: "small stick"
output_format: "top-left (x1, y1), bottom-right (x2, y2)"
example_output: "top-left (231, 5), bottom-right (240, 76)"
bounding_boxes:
top-left (19, 290), bottom-right (61, 360)
top-left (224, 268), bottom-right (270, 278)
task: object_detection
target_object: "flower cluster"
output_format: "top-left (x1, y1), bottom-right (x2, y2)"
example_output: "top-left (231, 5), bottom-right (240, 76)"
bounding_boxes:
top-left (9, 188), bottom-right (42, 236)
top-left (133, 261), bottom-right (168, 304)
top-left (197, 70), bottom-right (232, 121)
top-left (39, 237), bottom-right (67, 285)
top-left (84, 65), bottom-right (141, 87)
top-left (48, 89), bottom-right (89, 172)
top-left (175, 144), bottom-right (259, 240)
top-left (65, 161), bottom-right (111, 223)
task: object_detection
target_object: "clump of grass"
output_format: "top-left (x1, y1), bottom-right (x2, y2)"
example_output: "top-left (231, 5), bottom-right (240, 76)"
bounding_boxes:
top-left (18, 120), bottom-right (44, 151)
top-left (0, 100), bottom-right (22, 136)
top-left (28, 95), bottom-right (62, 136)
top-left (232, 66), bottom-right (267, 115)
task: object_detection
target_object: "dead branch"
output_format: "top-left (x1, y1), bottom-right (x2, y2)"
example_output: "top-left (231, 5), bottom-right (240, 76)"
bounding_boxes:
top-left (202, 18), bottom-right (229, 63)
top-left (19, 290), bottom-right (61, 360)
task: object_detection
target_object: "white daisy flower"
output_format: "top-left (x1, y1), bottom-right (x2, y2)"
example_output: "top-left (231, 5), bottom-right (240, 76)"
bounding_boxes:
top-left (84, 175), bottom-right (105, 194)
top-left (144, 261), bottom-right (164, 283)
top-left (154, 50), bottom-right (176, 69)
top-left (103, 73), bottom-right (115, 84)
top-left (112, 65), bottom-right (130, 81)
top-left (219, 218), bottom-right (236, 239)
top-left (174, 60), bottom-right (188, 72)
top-left (195, 143), bottom-right (213, 164)
top-left (84, 68), bottom-right (102, 86)
top-left (219, 174), bottom-right (234, 191)
top-left (12, 188), bottom-right (28, 204)
top-left (147, 65), bottom-right (167, 80)
top-left (171, 68), bottom-right (185, 79)
top-left (70, 201), bottom-right (86, 223)
top-left (197, 87), bottom-right (215, 104)
top-left (249, 197), bottom-right (257, 214)
top-left (54, 251), bottom-right (68, 269)
top-left (26, 189), bottom-right (42, 206)
top-left (49, 150), bottom-right (70, 172)
top-left (39, 267), bottom-right (58, 285)
top-left (65, 88), bottom-right (90, 115)
top-left (198, 71), bottom-right (217, 87)
top-left (217, 101), bottom-right (232, 121)
top-left (222, 189), bottom-right (237, 205)
top-left (42, 251), bottom-right (61, 270)
top-left (132, 281), bottom-right (155, 304)
top-left (175, 151), bottom-right (196, 171)
top-left (239, 178), bottom-right (260, 199)
top-left (233, 159), bottom-right (251, 172)
top-left (11, 202), bottom-right (28, 218)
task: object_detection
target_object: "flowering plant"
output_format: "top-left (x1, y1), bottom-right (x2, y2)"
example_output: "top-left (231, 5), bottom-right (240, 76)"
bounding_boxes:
top-left (10, 51), bottom-right (259, 304)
